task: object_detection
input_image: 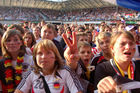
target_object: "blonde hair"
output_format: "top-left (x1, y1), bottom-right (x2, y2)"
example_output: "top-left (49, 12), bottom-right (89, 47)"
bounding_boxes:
top-left (96, 32), bottom-right (111, 49)
top-left (110, 31), bottom-right (135, 57)
top-left (77, 41), bottom-right (91, 51)
top-left (33, 39), bottom-right (64, 74)
top-left (76, 32), bottom-right (88, 41)
top-left (1, 30), bottom-right (26, 58)
top-left (96, 32), bottom-right (112, 60)
top-left (41, 24), bottom-right (57, 37)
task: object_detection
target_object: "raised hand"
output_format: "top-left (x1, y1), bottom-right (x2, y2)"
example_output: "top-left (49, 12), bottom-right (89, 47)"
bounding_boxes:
top-left (62, 32), bottom-right (79, 70)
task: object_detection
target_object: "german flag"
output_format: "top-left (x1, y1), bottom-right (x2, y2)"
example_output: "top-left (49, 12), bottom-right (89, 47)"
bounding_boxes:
top-left (53, 82), bottom-right (60, 89)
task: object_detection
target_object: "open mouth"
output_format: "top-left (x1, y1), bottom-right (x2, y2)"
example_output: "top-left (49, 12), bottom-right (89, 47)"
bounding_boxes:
top-left (124, 52), bottom-right (131, 56)
top-left (83, 59), bottom-right (89, 64)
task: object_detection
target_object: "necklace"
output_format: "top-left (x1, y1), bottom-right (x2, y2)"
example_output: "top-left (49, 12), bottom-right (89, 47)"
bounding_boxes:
top-left (3, 56), bottom-right (24, 93)
top-left (110, 59), bottom-right (134, 93)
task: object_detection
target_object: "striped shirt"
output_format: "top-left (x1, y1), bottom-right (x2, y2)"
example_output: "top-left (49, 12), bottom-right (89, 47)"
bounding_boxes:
top-left (17, 67), bottom-right (83, 93)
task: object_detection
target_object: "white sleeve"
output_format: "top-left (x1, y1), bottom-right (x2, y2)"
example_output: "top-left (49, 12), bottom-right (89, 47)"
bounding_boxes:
top-left (28, 56), bottom-right (34, 70)
top-left (64, 68), bottom-right (83, 93)
top-left (16, 71), bottom-right (33, 93)
top-left (75, 64), bottom-right (82, 76)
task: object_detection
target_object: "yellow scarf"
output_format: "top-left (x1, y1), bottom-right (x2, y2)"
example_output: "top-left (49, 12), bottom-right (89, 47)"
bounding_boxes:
top-left (85, 64), bottom-right (90, 80)
top-left (114, 59), bottom-right (132, 93)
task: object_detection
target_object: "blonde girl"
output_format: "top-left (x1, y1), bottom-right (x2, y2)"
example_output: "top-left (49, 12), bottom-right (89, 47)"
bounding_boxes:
top-left (15, 39), bottom-right (83, 93)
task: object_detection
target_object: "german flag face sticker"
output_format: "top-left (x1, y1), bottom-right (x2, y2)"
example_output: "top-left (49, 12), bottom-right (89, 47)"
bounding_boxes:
top-left (53, 82), bottom-right (60, 89)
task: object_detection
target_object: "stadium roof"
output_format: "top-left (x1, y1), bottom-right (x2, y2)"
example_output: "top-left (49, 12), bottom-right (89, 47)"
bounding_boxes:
top-left (0, 0), bottom-right (116, 11)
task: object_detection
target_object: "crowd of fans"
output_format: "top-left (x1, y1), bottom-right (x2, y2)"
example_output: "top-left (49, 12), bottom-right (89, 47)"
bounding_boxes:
top-left (0, 19), bottom-right (139, 92)
top-left (0, 6), bottom-right (140, 21)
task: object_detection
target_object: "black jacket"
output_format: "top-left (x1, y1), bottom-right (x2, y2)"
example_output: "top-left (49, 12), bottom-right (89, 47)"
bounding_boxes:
top-left (94, 60), bottom-right (140, 93)
top-left (52, 39), bottom-right (64, 59)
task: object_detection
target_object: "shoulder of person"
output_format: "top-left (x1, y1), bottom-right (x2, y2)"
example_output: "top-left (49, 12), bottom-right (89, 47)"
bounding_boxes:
top-left (23, 54), bottom-right (33, 62)
top-left (134, 60), bottom-right (140, 69)
top-left (96, 60), bottom-right (111, 68)
top-left (0, 58), bottom-right (6, 63)
top-left (134, 60), bottom-right (140, 65)
top-left (52, 39), bottom-right (59, 43)
top-left (24, 54), bottom-right (33, 62)
top-left (0, 58), bottom-right (7, 68)
top-left (52, 39), bottom-right (63, 47)
top-left (0, 58), bottom-right (7, 77)
top-left (61, 65), bottom-right (78, 76)
top-left (95, 60), bottom-right (115, 75)
top-left (24, 53), bottom-right (33, 58)
top-left (23, 70), bottom-right (40, 79)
